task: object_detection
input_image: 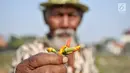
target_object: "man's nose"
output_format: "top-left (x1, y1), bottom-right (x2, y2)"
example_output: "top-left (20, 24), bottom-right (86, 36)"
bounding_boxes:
top-left (60, 15), bottom-right (69, 28)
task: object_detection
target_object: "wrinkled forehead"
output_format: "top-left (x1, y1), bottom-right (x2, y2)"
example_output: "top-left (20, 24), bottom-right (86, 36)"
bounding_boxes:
top-left (45, 4), bottom-right (83, 13)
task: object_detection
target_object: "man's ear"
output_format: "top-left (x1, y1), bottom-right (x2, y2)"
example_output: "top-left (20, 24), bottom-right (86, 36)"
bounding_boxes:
top-left (43, 10), bottom-right (48, 24)
top-left (79, 12), bottom-right (84, 25)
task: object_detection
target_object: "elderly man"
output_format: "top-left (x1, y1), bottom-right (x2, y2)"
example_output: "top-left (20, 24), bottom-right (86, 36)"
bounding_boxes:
top-left (9, 0), bottom-right (98, 73)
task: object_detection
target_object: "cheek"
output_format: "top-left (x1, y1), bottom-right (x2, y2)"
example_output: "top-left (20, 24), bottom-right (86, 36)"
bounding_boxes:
top-left (48, 17), bottom-right (61, 29)
top-left (70, 18), bottom-right (80, 28)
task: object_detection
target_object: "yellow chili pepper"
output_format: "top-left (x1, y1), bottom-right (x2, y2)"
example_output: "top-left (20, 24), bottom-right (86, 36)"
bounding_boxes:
top-left (58, 46), bottom-right (67, 55)
top-left (63, 46), bottom-right (81, 55)
top-left (47, 47), bottom-right (57, 53)
top-left (47, 39), bottom-right (80, 55)
top-left (74, 46), bottom-right (81, 52)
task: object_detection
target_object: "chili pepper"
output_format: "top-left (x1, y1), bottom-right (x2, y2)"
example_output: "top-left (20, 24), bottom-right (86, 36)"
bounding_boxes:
top-left (58, 46), bottom-right (67, 55)
top-left (63, 46), bottom-right (81, 55)
top-left (47, 47), bottom-right (57, 53)
top-left (66, 38), bottom-right (71, 47)
top-left (47, 38), bottom-right (80, 55)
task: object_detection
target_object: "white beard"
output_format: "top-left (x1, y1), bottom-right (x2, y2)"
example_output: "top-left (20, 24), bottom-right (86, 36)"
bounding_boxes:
top-left (51, 29), bottom-right (77, 50)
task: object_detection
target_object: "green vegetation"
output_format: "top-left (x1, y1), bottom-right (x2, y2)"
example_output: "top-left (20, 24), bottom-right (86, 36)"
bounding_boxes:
top-left (0, 35), bottom-right (37, 50)
top-left (8, 36), bottom-right (24, 49)
top-left (0, 51), bottom-right (130, 73)
top-left (0, 51), bottom-right (15, 73)
top-left (96, 55), bottom-right (130, 73)
top-left (0, 52), bottom-right (15, 68)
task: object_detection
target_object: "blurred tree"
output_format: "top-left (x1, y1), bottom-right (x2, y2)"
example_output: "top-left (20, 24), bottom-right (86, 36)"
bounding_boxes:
top-left (95, 37), bottom-right (117, 53)
top-left (7, 35), bottom-right (37, 49)
top-left (21, 36), bottom-right (36, 42)
top-left (103, 38), bottom-right (116, 45)
top-left (95, 43), bottom-right (103, 52)
top-left (122, 42), bottom-right (130, 56)
top-left (8, 36), bottom-right (24, 49)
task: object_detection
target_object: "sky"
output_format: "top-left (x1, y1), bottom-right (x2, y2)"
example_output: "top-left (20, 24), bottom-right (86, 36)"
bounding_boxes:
top-left (0, 0), bottom-right (130, 43)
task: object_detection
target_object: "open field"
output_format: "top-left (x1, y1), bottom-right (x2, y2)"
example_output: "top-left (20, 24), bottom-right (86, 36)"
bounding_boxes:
top-left (0, 51), bottom-right (15, 73)
top-left (96, 55), bottom-right (130, 73)
top-left (0, 51), bottom-right (130, 73)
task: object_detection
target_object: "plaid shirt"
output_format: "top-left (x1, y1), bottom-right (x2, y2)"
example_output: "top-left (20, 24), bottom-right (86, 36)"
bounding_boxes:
top-left (9, 35), bottom-right (98, 73)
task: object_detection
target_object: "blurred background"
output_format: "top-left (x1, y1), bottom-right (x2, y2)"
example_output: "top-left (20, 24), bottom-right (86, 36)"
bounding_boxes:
top-left (0, 0), bottom-right (130, 73)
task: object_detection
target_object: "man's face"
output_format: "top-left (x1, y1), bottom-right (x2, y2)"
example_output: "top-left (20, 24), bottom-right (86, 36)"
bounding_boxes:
top-left (44, 5), bottom-right (83, 49)
top-left (45, 5), bottom-right (83, 37)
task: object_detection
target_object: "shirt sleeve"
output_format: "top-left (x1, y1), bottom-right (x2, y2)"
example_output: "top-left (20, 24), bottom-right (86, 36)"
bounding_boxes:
top-left (8, 45), bottom-right (31, 73)
top-left (8, 41), bottom-right (46, 73)
top-left (82, 47), bottom-right (99, 73)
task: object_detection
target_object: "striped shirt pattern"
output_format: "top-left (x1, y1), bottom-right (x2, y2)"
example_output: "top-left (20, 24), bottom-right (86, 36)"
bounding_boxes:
top-left (9, 36), bottom-right (98, 73)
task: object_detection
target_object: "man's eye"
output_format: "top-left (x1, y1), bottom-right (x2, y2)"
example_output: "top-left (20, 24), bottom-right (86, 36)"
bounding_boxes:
top-left (57, 13), bottom-right (63, 16)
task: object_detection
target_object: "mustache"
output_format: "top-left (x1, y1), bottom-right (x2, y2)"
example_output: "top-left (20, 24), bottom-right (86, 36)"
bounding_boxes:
top-left (54, 29), bottom-right (75, 37)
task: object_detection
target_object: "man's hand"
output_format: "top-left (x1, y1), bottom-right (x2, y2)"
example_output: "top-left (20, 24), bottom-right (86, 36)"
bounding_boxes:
top-left (16, 53), bottom-right (68, 73)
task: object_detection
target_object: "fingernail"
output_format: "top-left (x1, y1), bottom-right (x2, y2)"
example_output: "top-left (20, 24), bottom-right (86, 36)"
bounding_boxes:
top-left (63, 56), bottom-right (68, 63)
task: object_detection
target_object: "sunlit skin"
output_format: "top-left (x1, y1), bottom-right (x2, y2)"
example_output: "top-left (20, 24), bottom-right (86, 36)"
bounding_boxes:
top-left (44, 5), bottom-right (83, 36)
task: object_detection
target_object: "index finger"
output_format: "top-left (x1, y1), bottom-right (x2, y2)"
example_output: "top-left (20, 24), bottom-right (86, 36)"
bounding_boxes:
top-left (23, 53), bottom-right (68, 69)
